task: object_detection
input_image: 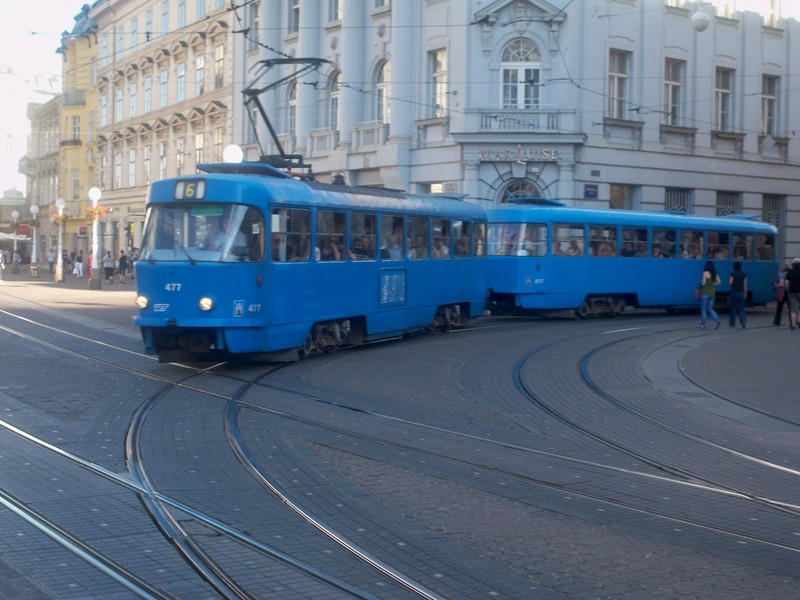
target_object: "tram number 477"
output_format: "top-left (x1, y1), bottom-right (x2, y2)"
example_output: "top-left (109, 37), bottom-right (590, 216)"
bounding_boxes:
top-left (165, 283), bottom-right (182, 291)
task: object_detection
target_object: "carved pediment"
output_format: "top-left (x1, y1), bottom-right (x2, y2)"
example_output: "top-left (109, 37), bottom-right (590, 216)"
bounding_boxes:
top-left (473, 0), bottom-right (565, 56)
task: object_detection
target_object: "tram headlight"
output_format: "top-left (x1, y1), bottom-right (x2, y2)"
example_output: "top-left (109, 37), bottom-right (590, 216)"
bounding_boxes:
top-left (135, 295), bottom-right (149, 309)
top-left (198, 296), bottom-right (215, 312)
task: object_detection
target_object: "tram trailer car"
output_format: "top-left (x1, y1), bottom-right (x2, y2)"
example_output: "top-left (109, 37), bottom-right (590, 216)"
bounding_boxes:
top-left (134, 162), bottom-right (488, 362)
top-left (486, 202), bottom-right (779, 317)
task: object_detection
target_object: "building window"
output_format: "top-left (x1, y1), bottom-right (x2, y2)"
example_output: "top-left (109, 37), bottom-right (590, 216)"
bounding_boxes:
top-left (328, 72), bottom-right (340, 130)
top-left (214, 44), bottom-right (224, 88)
top-left (114, 151), bottom-right (122, 189)
top-left (116, 27), bottom-right (124, 61)
top-left (178, 0), bottom-right (186, 28)
top-left (130, 19), bottom-right (138, 54)
top-left (195, 54), bottom-right (205, 96)
top-left (214, 126), bottom-right (223, 161)
top-left (176, 137), bottom-right (185, 176)
top-left (665, 188), bottom-right (692, 213)
top-left (143, 145), bottom-right (151, 185)
top-left (761, 75), bottom-right (778, 136)
top-left (328, 0), bottom-right (341, 21)
top-left (71, 116), bottom-right (80, 140)
top-left (145, 10), bottom-right (153, 45)
top-left (161, 1), bottom-right (169, 37)
top-left (430, 49), bottom-right (448, 117)
top-left (248, 2), bottom-right (260, 50)
top-left (714, 68), bottom-right (734, 131)
top-left (88, 111), bottom-right (94, 143)
top-left (608, 50), bottom-right (631, 119)
top-left (159, 141), bottom-right (167, 179)
top-left (664, 59), bottom-right (684, 126)
top-left (115, 88), bottom-right (123, 122)
top-left (376, 61), bottom-right (391, 124)
top-left (500, 180), bottom-right (539, 202)
top-left (144, 76), bottom-right (152, 113)
top-left (100, 94), bottom-right (108, 127)
top-left (195, 132), bottom-right (205, 165)
top-left (177, 61), bottom-right (186, 102)
top-left (287, 81), bottom-right (297, 137)
top-left (197, 0), bottom-right (205, 19)
top-left (159, 69), bottom-right (168, 107)
top-left (763, 194), bottom-right (784, 261)
top-left (129, 83), bottom-right (137, 118)
top-left (716, 191), bottom-right (742, 216)
top-left (101, 35), bottom-right (109, 67)
top-left (129, 149), bottom-right (137, 187)
top-left (609, 184), bottom-right (633, 210)
top-left (71, 169), bottom-right (80, 201)
top-left (501, 39), bottom-right (540, 109)
top-left (288, 0), bottom-right (300, 34)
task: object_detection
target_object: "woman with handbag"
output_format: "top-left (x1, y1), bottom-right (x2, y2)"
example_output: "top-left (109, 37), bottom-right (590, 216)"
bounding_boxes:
top-left (773, 263), bottom-right (789, 326)
top-left (699, 261), bottom-right (721, 329)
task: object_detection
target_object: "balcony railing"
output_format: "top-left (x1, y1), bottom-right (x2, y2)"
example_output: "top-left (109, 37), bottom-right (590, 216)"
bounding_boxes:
top-left (308, 128), bottom-right (339, 155)
top-left (353, 121), bottom-right (389, 150)
top-left (475, 107), bottom-right (575, 133)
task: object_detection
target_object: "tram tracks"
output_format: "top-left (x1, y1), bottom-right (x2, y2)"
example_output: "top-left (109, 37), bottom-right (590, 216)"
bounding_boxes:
top-left (0, 312), bottom-right (435, 598)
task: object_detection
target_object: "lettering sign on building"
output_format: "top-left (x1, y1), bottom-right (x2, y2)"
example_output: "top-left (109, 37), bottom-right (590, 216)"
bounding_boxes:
top-left (479, 146), bottom-right (560, 162)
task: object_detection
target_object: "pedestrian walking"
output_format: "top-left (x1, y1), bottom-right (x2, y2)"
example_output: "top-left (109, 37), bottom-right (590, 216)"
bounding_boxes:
top-left (73, 250), bottom-right (84, 278)
top-left (12, 250), bottom-right (21, 274)
top-left (699, 260), bottom-right (721, 329)
top-left (47, 249), bottom-right (55, 274)
top-left (786, 257), bottom-right (800, 331)
top-left (102, 251), bottom-right (115, 283)
top-left (117, 250), bottom-right (128, 284)
top-left (773, 263), bottom-right (789, 326)
top-left (0, 250), bottom-right (5, 284)
top-left (728, 261), bottom-right (747, 328)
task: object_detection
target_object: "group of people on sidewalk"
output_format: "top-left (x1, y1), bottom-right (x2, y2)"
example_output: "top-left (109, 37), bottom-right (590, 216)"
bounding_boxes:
top-left (46, 248), bottom-right (138, 284)
top-left (699, 257), bottom-right (800, 330)
top-left (0, 248), bottom-right (22, 284)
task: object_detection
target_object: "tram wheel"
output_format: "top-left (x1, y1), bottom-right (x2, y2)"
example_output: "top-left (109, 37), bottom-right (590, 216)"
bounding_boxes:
top-left (577, 301), bottom-right (591, 319)
top-left (613, 299), bottom-right (625, 315)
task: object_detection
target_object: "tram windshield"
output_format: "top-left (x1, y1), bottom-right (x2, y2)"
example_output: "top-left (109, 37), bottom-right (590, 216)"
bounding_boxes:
top-left (140, 203), bottom-right (264, 263)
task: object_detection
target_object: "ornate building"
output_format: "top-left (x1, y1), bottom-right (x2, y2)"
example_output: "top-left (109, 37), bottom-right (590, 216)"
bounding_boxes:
top-left (241, 0), bottom-right (800, 261)
top-left (88, 0), bottom-right (233, 253)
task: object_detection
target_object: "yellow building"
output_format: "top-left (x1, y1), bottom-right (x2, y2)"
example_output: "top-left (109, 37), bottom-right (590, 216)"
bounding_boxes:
top-left (57, 4), bottom-right (98, 258)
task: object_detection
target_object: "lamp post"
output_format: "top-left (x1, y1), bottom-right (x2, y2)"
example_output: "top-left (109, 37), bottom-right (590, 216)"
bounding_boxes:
top-left (11, 210), bottom-right (19, 274)
top-left (88, 187), bottom-right (102, 290)
top-left (55, 198), bottom-right (65, 282)
top-left (29, 204), bottom-right (40, 277)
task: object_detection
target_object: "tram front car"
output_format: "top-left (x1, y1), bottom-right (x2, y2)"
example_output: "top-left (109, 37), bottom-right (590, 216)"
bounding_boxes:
top-left (134, 168), bottom-right (271, 362)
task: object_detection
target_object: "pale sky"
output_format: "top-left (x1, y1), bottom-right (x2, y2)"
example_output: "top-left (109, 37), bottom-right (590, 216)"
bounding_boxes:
top-left (0, 1), bottom-right (85, 195)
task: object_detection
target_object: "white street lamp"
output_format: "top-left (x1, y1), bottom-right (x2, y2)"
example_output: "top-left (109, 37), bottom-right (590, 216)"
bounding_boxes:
top-left (55, 198), bottom-right (65, 282)
top-left (88, 187), bottom-right (103, 289)
top-left (29, 204), bottom-right (40, 277)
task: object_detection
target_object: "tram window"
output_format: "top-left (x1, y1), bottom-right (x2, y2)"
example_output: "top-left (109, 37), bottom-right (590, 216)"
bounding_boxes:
top-left (756, 234), bottom-right (775, 260)
top-left (652, 228), bottom-right (676, 258)
top-left (408, 216), bottom-right (430, 259)
top-left (474, 222), bottom-right (486, 256)
top-left (553, 224), bottom-right (584, 256)
top-left (707, 232), bottom-right (730, 259)
top-left (589, 225), bottom-right (617, 257)
top-left (316, 210), bottom-right (345, 261)
top-left (453, 219), bottom-right (471, 257)
top-left (379, 214), bottom-right (404, 260)
top-left (732, 234), bottom-right (752, 260)
top-left (349, 212), bottom-right (376, 260)
top-left (432, 218), bottom-right (451, 259)
top-left (679, 230), bottom-right (704, 259)
top-left (271, 208), bottom-right (310, 262)
top-left (620, 227), bottom-right (646, 257)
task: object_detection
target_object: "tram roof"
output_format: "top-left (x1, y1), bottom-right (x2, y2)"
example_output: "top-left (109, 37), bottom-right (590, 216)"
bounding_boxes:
top-left (487, 204), bottom-right (777, 234)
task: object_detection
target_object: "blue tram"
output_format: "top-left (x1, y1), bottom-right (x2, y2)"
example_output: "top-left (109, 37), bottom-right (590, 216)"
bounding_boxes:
top-left (486, 200), bottom-right (779, 316)
top-left (133, 161), bottom-right (488, 362)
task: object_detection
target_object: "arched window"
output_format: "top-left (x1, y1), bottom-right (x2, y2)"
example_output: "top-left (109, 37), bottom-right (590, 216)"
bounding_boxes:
top-left (500, 180), bottom-right (541, 203)
top-left (501, 39), bottom-right (541, 109)
top-left (328, 71), bottom-right (340, 130)
top-left (376, 60), bottom-right (391, 123)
